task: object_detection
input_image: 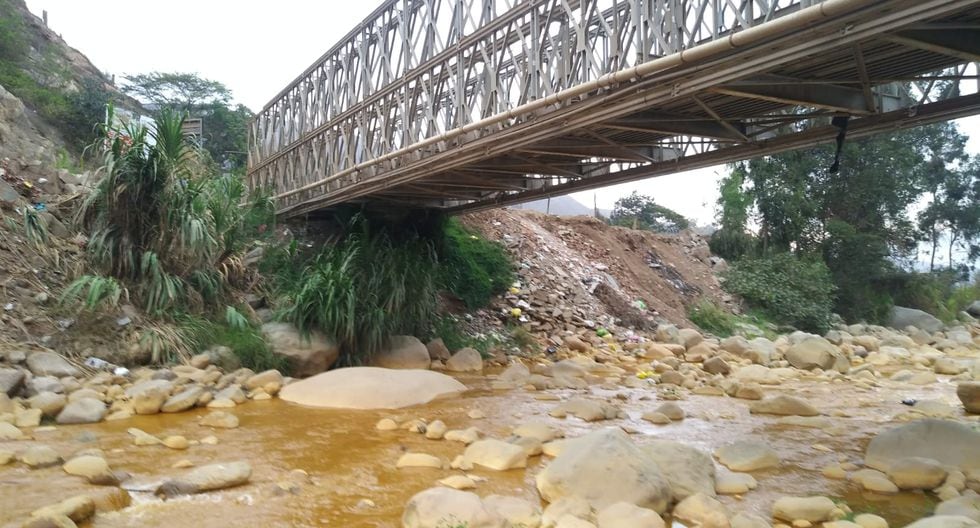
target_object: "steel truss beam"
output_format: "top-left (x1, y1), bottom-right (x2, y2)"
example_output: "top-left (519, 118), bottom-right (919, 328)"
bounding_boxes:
top-left (247, 0), bottom-right (980, 217)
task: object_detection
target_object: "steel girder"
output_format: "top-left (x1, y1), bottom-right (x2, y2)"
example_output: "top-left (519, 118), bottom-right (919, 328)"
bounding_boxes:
top-left (247, 0), bottom-right (980, 217)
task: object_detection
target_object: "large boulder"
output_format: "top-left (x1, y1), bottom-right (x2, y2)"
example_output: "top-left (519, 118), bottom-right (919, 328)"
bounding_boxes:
top-left (483, 495), bottom-right (542, 528)
top-left (714, 439), bottom-right (780, 472)
top-left (889, 306), bottom-right (944, 333)
top-left (772, 496), bottom-right (836, 523)
top-left (535, 428), bottom-right (672, 513)
top-left (785, 337), bottom-right (849, 373)
top-left (865, 419), bottom-right (980, 472)
top-left (672, 493), bottom-right (730, 528)
top-left (721, 336), bottom-right (774, 365)
top-left (886, 457), bottom-right (947, 490)
top-left (461, 439), bottom-right (528, 471)
top-left (425, 338), bottom-right (451, 361)
top-left (63, 455), bottom-right (117, 485)
top-left (597, 502), bottom-right (666, 528)
top-left (957, 382), bottom-right (980, 414)
top-left (261, 322), bottom-right (339, 377)
top-left (0, 367), bottom-right (25, 396)
top-left (967, 300), bottom-right (980, 317)
top-left (903, 516), bottom-right (979, 528)
top-left (445, 348), bottom-right (483, 372)
top-left (402, 487), bottom-right (506, 528)
top-left (749, 395), bottom-right (820, 416)
top-left (56, 398), bottom-right (107, 424)
top-left (640, 439), bottom-right (716, 501)
top-left (26, 352), bottom-right (81, 378)
top-left (372, 336), bottom-right (431, 370)
top-left (156, 461), bottom-right (252, 497)
top-left (125, 379), bottom-right (174, 415)
top-left (279, 367), bottom-right (466, 409)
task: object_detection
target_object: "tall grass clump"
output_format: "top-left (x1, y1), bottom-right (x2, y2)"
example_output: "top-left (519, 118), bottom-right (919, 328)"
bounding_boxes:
top-left (64, 106), bottom-right (272, 316)
top-left (438, 218), bottom-right (514, 308)
top-left (687, 300), bottom-right (739, 337)
top-left (180, 315), bottom-right (288, 373)
top-left (276, 217), bottom-right (438, 364)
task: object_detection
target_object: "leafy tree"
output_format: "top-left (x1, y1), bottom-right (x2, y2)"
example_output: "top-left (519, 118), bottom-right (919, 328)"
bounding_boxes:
top-left (122, 72), bottom-right (231, 111)
top-left (915, 121), bottom-right (970, 270)
top-left (122, 72), bottom-right (252, 170)
top-left (710, 164), bottom-right (756, 260)
top-left (714, 123), bottom-right (968, 322)
top-left (610, 191), bottom-right (690, 233)
top-left (918, 153), bottom-right (980, 271)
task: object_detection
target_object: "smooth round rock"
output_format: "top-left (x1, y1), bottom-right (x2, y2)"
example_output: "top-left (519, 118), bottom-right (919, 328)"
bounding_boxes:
top-left (279, 367), bottom-right (466, 409)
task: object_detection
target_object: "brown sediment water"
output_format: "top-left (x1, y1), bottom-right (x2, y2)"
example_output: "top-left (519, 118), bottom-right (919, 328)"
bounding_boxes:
top-left (0, 371), bottom-right (959, 527)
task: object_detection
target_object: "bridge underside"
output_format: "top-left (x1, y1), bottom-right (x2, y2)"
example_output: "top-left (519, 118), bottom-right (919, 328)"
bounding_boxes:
top-left (251, 0), bottom-right (980, 218)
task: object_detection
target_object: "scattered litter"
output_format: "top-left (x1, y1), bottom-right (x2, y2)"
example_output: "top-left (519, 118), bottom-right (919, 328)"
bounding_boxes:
top-left (84, 357), bottom-right (113, 370)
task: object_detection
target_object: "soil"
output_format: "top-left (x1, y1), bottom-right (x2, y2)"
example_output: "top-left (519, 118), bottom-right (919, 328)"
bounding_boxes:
top-left (462, 208), bottom-right (732, 329)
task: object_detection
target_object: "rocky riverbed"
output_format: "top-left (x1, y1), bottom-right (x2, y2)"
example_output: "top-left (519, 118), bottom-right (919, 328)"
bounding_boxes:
top-left (2, 319), bottom-right (980, 528)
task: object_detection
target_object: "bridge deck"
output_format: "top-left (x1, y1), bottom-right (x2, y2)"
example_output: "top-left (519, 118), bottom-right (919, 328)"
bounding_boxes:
top-left (247, 0), bottom-right (980, 217)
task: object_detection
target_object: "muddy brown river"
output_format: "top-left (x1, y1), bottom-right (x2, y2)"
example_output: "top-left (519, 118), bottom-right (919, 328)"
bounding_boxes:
top-left (0, 371), bottom-right (961, 527)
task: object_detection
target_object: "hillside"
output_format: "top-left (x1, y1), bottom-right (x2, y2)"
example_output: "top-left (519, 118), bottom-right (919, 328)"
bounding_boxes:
top-left (464, 208), bottom-right (731, 332)
top-left (0, 0), bottom-right (143, 168)
top-left (512, 194), bottom-right (612, 217)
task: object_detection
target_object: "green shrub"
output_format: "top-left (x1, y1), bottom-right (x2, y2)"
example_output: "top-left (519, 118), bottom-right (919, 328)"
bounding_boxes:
top-left (277, 217), bottom-right (438, 365)
top-left (687, 300), bottom-right (739, 337)
top-left (0, 3), bottom-right (109, 152)
top-left (438, 219), bottom-right (514, 308)
top-left (708, 227), bottom-right (756, 261)
top-left (819, 220), bottom-right (894, 323)
top-left (723, 253), bottom-right (836, 333)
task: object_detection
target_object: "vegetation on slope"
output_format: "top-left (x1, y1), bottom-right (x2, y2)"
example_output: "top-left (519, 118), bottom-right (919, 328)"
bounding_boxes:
top-left (0, 0), bottom-right (112, 152)
top-left (63, 106), bottom-right (273, 363)
top-left (711, 119), bottom-right (979, 325)
top-left (263, 214), bottom-right (516, 365)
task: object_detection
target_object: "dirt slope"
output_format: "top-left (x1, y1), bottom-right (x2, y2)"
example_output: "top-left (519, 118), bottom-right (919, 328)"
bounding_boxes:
top-left (463, 208), bottom-right (731, 334)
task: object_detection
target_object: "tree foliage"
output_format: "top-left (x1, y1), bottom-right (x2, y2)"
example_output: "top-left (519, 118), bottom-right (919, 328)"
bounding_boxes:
top-left (714, 122), bottom-right (976, 323)
top-left (122, 72), bottom-right (231, 110)
top-left (710, 165), bottom-right (756, 260)
top-left (122, 71), bottom-right (252, 170)
top-left (610, 191), bottom-right (690, 233)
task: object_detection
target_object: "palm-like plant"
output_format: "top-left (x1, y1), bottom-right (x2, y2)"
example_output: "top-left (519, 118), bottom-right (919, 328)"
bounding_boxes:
top-left (66, 106), bottom-right (272, 319)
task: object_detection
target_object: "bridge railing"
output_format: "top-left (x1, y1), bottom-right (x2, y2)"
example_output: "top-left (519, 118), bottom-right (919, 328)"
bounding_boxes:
top-left (248, 0), bottom-right (819, 210)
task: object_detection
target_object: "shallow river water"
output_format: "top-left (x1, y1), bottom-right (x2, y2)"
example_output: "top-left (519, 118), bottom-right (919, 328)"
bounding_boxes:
top-left (1, 370), bottom-right (965, 527)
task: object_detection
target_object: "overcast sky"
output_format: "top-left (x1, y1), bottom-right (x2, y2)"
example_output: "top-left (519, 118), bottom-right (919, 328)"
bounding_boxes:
top-left (23, 0), bottom-right (980, 226)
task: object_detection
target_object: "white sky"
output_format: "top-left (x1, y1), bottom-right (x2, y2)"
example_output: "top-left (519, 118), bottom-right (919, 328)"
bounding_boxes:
top-left (24, 0), bottom-right (980, 227)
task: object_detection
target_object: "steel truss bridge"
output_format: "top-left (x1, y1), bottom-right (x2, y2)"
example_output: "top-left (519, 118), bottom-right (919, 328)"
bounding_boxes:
top-left (247, 0), bottom-right (980, 218)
